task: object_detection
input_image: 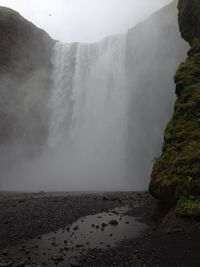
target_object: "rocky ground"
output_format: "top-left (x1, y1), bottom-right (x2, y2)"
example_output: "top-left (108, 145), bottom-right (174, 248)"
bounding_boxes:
top-left (80, 209), bottom-right (200, 267)
top-left (0, 191), bottom-right (139, 249)
top-left (0, 191), bottom-right (199, 266)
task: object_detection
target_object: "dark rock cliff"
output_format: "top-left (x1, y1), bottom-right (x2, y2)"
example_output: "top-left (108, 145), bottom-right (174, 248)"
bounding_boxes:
top-left (0, 7), bottom-right (54, 148)
top-left (178, 0), bottom-right (200, 45)
top-left (150, 0), bottom-right (200, 218)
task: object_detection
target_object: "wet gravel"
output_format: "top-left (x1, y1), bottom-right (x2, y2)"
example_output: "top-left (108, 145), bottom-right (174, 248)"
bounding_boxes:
top-left (0, 191), bottom-right (199, 267)
top-left (0, 191), bottom-right (150, 250)
top-left (80, 222), bottom-right (200, 267)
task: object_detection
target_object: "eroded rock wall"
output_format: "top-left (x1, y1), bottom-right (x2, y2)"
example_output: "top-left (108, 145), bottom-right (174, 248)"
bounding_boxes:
top-left (150, 0), bottom-right (200, 217)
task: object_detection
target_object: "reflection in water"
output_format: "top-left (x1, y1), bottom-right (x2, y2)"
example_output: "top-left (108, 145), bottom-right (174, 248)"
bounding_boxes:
top-left (2, 207), bottom-right (148, 266)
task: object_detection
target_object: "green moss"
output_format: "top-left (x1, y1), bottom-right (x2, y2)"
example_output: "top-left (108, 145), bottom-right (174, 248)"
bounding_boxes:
top-left (150, 1), bottom-right (200, 216)
top-left (150, 82), bottom-right (200, 205)
top-left (175, 53), bottom-right (200, 90)
top-left (176, 197), bottom-right (200, 217)
top-left (178, 0), bottom-right (200, 44)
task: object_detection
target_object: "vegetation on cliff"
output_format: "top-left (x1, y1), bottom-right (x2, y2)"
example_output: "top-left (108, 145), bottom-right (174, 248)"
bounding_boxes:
top-left (178, 0), bottom-right (200, 45)
top-left (0, 7), bottom-right (54, 147)
top-left (150, 0), bottom-right (200, 218)
top-left (0, 7), bottom-right (53, 74)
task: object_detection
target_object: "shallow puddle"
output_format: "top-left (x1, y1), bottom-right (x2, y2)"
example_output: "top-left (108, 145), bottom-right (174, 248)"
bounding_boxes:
top-left (2, 207), bottom-right (148, 266)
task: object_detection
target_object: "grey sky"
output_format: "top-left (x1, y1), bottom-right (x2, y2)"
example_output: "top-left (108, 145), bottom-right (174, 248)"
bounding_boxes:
top-left (0, 0), bottom-right (172, 42)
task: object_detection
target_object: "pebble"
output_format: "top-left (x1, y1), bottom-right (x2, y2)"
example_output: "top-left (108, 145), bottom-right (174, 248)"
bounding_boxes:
top-left (109, 220), bottom-right (118, 226)
top-left (0, 262), bottom-right (13, 267)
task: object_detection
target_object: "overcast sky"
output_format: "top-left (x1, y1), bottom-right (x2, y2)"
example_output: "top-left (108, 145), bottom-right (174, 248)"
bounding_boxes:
top-left (0, 0), bottom-right (173, 42)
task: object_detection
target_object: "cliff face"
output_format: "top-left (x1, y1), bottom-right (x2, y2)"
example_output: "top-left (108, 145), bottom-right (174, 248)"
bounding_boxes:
top-left (126, 0), bottom-right (188, 188)
top-left (177, 0), bottom-right (200, 45)
top-left (150, 0), bottom-right (200, 217)
top-left (0, 7), bottom-right (54, 148)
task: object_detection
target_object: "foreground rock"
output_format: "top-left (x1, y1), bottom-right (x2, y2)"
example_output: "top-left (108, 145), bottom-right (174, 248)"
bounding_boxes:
top-left (150, 0), bottom-right (200, 218)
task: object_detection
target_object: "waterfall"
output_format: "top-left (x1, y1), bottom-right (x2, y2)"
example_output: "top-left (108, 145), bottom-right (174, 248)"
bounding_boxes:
top-left (47, 35), bottom-right (130, 190)
top-left (0, 2), bottom-right (189, 191)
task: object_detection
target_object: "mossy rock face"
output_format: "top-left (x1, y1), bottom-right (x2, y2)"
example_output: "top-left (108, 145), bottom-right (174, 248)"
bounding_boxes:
top-left (178, 0), bottom-right (200, 44)
top-left (150, 78), bottom-right (200, 207)
top-left (176, 197), bottom-right (200, 217)
top-left (150, 83), bottom-right (200, 203)
top-left (174, 41), bottom-right (200, 96)
top-left (150, 0), bottom-right (200, 216)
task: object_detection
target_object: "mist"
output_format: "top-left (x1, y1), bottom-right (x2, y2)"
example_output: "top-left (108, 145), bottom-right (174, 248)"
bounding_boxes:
top-left (0, 1), bottom-right (189, 191)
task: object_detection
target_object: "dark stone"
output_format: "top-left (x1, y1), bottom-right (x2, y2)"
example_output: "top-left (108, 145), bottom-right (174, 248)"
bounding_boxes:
top-left (109, 220), bottom-right (118, 226)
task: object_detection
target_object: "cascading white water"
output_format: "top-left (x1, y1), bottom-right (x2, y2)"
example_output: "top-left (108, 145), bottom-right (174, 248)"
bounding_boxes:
top-left (47, 35), bottom-right (131, 190)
